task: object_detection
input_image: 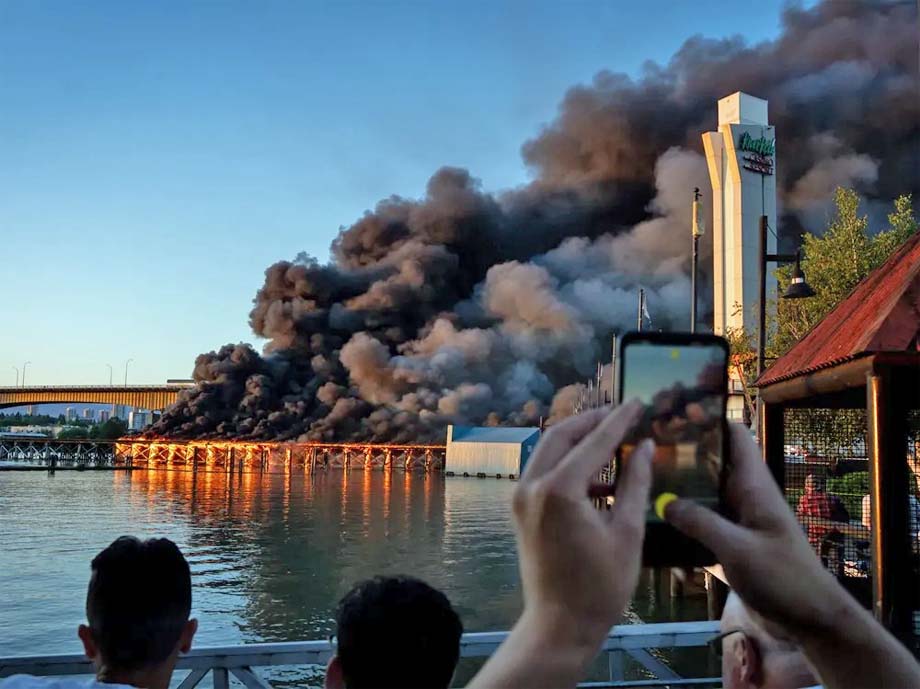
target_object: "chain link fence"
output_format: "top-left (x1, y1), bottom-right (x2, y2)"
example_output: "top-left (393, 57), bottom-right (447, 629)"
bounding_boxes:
top-left (783, 409), bottom-right (872, 601)
top-left (784, 407), bottom-right (920, 634)
top-left (907, 410), bottom-right (920, 640)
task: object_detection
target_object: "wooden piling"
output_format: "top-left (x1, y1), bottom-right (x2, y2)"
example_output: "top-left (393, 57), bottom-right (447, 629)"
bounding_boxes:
top-left (705, 571), bottom-right (728, 620)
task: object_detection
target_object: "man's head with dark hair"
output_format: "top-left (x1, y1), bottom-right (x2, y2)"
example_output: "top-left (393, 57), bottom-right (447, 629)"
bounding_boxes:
top-left (77, 536), bottom-right (197, 689)
top-left (324, 576), bottom-right (463, 689)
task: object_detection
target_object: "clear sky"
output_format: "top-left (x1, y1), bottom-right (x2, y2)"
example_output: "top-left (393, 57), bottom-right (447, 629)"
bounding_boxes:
top-left (1, 0), bottom-right (800, 386)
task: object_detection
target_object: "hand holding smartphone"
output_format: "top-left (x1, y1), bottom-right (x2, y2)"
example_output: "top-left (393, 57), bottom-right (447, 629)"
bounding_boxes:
top-left (615, 331), bottom-right (731, 567)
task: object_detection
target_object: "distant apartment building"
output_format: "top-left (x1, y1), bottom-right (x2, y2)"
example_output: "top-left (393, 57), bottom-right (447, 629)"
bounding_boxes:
top-left (98, 410), bottom-right (110, 423)
top-left (128, 410), bottom-right (149, 431)
top-left (82, 408), bottom-right (95, 421)
top-left (65, 407), bottom-right (77, 422)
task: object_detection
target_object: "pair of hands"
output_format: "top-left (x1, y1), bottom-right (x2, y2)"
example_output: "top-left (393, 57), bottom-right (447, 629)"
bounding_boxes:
top-left (511, 399), bottom-right (849, 664)
top-left (472, 400), bottom-right (920, 689)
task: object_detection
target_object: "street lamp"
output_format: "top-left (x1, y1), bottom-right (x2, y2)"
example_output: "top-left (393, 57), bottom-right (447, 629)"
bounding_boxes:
top-left (756, 215), bottom-right (815, 379)
top-left (124, 359), bottom-right (134, 387)
top-left (12, 366), bottom-right (19, 387)
top-left (22, 361), bottom-right (31, 387)
top-left (782, 252), bottom-right (816, 300)
top-left (106, 364), bottom-right (114, 386)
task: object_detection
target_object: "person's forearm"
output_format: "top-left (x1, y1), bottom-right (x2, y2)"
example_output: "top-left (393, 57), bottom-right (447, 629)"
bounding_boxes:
top-left (798, 592), bottom-right (920, 689)
top-left (466, 608), bottom-right (604, 689)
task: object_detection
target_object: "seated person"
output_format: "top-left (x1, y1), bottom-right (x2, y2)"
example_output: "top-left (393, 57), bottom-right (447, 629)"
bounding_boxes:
top-left (717, 592), bottom-right (817, 689)
top-left (796, 474), bottom-right (849, 555)
top-left (1, 536), bottom-right (197, 689)
top-left (324, 575), bottom-right (462, 689)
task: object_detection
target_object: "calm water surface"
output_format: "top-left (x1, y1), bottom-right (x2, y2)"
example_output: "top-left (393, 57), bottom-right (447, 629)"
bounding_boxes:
top-left (0, 466), bottom-right (708, 684)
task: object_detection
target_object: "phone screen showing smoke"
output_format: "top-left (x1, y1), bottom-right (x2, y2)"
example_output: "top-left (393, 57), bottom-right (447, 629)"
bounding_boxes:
top-left (150, 0), bottom-right (918, 442)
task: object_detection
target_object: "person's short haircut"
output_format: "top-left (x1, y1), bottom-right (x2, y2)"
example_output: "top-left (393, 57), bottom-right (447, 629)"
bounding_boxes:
top-left (86, 536), bottom-right (192, 670)
top-left (334, 576), bottom-right (463, 689)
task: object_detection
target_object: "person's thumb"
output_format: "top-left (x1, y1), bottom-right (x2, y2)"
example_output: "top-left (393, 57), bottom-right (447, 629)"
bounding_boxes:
top-left (664, 498), bottom-right (744, 560)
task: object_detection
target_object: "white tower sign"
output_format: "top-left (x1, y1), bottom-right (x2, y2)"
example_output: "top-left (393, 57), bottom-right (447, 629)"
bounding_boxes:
top-left (702, 92), bottom-right (777, 337)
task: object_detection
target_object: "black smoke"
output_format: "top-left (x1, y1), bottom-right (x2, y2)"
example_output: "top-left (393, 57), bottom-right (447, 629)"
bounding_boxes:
top-left (151, 0), bottom-right (919, 442)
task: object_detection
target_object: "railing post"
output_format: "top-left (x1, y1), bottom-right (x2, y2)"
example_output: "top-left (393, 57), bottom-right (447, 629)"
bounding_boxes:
top-left (212, 667), bottom-right (229, 689)
top-left (866, 367), bottom-right (912, 639)
top-left (607, 649), bottom-right (625, 684)
top-left (761, 400), bottom-right (786, 491)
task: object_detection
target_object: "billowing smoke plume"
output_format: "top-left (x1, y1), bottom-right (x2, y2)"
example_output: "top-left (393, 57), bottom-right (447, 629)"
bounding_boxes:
top-left (151, 0), bottom-right (919, 442)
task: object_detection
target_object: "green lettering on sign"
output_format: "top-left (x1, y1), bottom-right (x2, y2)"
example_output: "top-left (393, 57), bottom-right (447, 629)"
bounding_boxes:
top-left (739, 131), bottom-right (775, 156)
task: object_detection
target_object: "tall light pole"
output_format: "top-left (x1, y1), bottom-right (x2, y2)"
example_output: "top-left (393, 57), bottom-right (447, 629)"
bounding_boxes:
top-left (12, 366), bottom-right (19, 387)
top-left (106, 364), bottom-right (114, 385)
top-left (754, 215), bottom-right (815, 437)
top-left (756, 216), bottom-right (815, 379)
top-left (691, 188), bottom-right (705, 333)
top-left (22, 361), bottom-right (31, 387)
top-left (124, 359), bottom-right (134, 387)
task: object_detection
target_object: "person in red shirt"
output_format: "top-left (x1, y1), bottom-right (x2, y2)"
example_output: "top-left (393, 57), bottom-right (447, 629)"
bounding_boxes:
top-left (796, 473), bottom-right (850, 571)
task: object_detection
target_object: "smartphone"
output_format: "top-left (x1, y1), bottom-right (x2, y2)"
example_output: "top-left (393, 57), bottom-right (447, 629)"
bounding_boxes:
top-left (615, 331), bottom-right (730, 567)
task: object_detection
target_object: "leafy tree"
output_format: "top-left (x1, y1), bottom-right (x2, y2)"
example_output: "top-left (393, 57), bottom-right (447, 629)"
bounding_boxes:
top-left (732, 190), bottom-right (917, 376)
top-left (827, 471), bottom-right (870, 518)
top-left (873, 193), bottom-right (918, 262)
top-left (0, 412), bottom-right (64, 427)
top-left (58, 427), bottom-right (90, 440)
top-left (94, 417), bottom-right (129, 440)
top-left (772, 190), bottom-right (917, 355)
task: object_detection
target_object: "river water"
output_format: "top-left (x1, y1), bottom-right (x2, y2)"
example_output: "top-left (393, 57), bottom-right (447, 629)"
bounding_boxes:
top-left (0, 467), bottom-right (709, 685)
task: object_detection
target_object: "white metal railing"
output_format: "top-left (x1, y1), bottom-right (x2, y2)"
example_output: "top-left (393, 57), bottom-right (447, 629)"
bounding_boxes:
top-left (0, 621), bottom-right (721, 688)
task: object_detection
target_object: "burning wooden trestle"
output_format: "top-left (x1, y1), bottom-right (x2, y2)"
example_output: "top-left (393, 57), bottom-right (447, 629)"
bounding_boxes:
top-left (119, 439), bottom-right (447, 472)
top-left (0, 437), bottom-right (447, 472)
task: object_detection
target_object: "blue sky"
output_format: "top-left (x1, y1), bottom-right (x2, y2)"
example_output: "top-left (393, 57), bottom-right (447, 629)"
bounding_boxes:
top-left (1, 1), bottom-right (800, 385)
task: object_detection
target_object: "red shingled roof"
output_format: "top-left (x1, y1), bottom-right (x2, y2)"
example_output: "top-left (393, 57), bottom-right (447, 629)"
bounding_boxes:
top-left (757, 231), bottom-right (920, 387)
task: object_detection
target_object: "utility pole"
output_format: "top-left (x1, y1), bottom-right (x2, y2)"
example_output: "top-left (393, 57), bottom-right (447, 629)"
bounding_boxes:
top-left (22, 361), bottom-right (31, 387)
top-left (124, 358), bottom-right (134, 387)
top-left (691, 188), bottom-right (704, 333)
top-left (106, 364), bottom-right (113, 386)
top-left (610, 334), bottom-right (618, 406)
top-left (597, 362), bottom-right (603, 407)
top-left (637, 289), bottom-right (645, 331)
